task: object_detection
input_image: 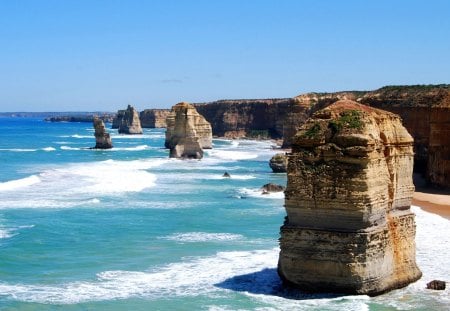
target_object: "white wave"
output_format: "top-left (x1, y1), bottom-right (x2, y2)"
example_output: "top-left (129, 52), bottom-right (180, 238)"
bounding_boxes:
top-left (71, 134), bottom-right (91, 139)
top-left (0, 175), bottom-right (41, 192)
top-left (160, 232), bottom-right (244, 243)
top-left (0, 248), bottom-right (279, 304)
top-left (0, 228), bottom-right (14, 239)
top-left (112, 145), bottom-right (151, 151)
top-left (0, 224), bottom-right (34, 239)
top-left (110, 134), bottom-right (160, 139)
top-left (238, 188), bottom-right (285, 199)
top-left (205, 150), bottom-right (258, 161)
top-left (0, 148), bottom-right (37, 152)
top-left (42, 147), bottom-right (56, 151)
top-left (0, 159), bottom-right (168, 209)
top-left (60, 146), bottom-right (82, 150)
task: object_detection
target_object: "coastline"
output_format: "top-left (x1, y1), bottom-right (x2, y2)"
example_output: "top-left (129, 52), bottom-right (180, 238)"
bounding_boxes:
top-left (413, 192), bottom-right (450, 220)
top-left (412, 174), bottom-right (450, 220)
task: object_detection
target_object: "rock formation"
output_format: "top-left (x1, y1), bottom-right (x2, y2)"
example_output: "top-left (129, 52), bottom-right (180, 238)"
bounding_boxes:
top-left (111, 109), bottom-right (125, 129)
top-left (165, 102), bottom-right (212, 159)
top-left (278, 100), bottom-right (421, 295)
top-left (269, 153), bottom-right (288, 173)
top-left (194, 98), bottom-right (311, 140)
top-left (261, 183), bottom-right (285, 193)
top-left (116, 105), bottom-right (143, 134)
top-left (426, 280), bottom-right (446, 290)
top-left (92, 117), bottom-right (113, 149)
top-left (140, 109), bottom-right (171, 128)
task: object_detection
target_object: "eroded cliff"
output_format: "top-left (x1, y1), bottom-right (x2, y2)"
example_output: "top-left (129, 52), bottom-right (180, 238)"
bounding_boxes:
top-left (140, 109), bottom-right (170, 128)
top-left (278, 100), bottom-right (421, 295)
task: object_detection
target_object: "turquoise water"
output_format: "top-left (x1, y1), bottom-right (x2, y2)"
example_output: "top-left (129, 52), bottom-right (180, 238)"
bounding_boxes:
top-left (0, 117), bottom-right (448, 310)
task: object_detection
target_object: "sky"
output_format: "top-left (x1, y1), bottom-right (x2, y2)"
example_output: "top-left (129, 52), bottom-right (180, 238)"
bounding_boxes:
top-left (0, 0), bottom-right (449, 112)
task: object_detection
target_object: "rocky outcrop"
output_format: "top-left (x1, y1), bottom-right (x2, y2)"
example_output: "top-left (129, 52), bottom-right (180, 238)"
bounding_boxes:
top-left (165, 102), bottom-right (212, 159)
top-left (111, 110), bottom-right (124, 129)
top-left (269, 153), bottom-right (288, 173)
top-left (140, 109), bottom-right (170, 128)
top-left (278, 100), bottom-right (421, 296)
top-left (426, 280), bottom-right (446, 290)
top-left (92, 117), bottom-right (113, 149)
top-left (116, 105), bottom-right (143, 134)
top-left (261, 183), bottom-right (285, 193)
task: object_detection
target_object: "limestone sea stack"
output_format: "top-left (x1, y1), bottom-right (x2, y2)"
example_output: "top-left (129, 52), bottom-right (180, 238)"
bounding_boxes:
top-left (165, 102), bottom-right (212, 159)
top-left (93, 117), bottom-right (113, 149)
top-left (117, 105), bottom-right (143, 134)
top-left (278, 100), bottom-right (422, 296)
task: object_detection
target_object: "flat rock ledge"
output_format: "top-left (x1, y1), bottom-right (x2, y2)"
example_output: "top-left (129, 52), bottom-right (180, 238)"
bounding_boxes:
top-left (278, 100), bottom-right (422, 296)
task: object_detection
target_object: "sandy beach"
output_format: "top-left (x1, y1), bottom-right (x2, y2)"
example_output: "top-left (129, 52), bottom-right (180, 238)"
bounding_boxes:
top-left (412, 174), bottom-right (450, 220)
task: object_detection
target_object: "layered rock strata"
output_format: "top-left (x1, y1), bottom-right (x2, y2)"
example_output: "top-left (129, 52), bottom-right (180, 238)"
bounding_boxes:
top-left (140, 109), bottom-right (171, 128)
top-left (165, 102), bottom-right (212, 159)
top-left (194, 98), bottom-right (311, 141)
top-left (93, 117), bottom-right (113, 149)
top-left (278, 100), bottom-right (421, 295)
top-left (116, 105), bottom-right (143, 134)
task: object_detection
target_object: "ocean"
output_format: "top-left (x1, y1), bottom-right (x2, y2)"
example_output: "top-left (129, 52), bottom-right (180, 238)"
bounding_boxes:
top-left (0, 117), bottom-right (448, 310)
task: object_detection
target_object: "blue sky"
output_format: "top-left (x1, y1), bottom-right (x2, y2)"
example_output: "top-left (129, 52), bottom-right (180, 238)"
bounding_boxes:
top-left (0, 0), bottom-right (449, 111)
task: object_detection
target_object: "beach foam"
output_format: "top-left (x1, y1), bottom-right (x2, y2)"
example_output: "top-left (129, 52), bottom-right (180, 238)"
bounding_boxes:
top-left (160, 232), bottom-right (244, 243)
top-left (238, 188), bottom-right (285, 199)
top-left (0, 175), bottom-right (41, 192)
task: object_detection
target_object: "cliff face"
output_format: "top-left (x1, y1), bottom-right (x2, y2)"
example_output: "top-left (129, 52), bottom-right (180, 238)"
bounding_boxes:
top-left (111, 110), bottom-right (124, 129)
top-left (194, 98), bottom-right (311, 140)
top-left (140, 109), bottom-right (170, 128)
top-left (117, 105), bottom-right (143, 134)
top-left (278, 100), bottom-right (421, 295)
top-left (165, 102), bottom-right (212, 159)
top-left (93, 117), bottom-right (113, 149)
top-left (359, 85), bottom-right (450, 189)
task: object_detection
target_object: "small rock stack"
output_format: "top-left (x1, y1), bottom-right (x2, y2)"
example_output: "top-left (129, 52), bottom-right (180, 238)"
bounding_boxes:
top-left (93, 117), bottom-right (113, 149)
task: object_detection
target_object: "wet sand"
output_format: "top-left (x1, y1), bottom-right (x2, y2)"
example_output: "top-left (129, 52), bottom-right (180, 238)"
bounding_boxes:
top-left (412, 174), bottom-right (450, 220)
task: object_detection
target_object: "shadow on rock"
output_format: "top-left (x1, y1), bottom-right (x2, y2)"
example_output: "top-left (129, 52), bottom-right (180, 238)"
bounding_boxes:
top-left (215, 268), bottom-right (343, 300)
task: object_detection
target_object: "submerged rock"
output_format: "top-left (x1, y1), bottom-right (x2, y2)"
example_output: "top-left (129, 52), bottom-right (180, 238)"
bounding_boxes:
top-left (92, 117), bottom-right (113, 149)
top-left (426, 280), bottom-right (446, 290)
top-left (223, 172), bottom-right (231, 178)
top-left (165, 102), bottom-right (212, 159)
top-left (269, 153), bottom-right (288, 173)
top-left (118, 105), bottom-right (143, 134)
top-left (278, 100), bottom-right (422, 296)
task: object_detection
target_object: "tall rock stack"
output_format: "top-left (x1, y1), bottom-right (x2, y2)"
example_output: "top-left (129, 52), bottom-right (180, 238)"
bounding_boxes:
top-left (165, 102), bottom-right (212, 159)
top-left (117, 105), bottom-right (143, 134)
top-left (93, 117), bottom-right (113, 149)
top-left (278, 100), bottom-right (421, 295)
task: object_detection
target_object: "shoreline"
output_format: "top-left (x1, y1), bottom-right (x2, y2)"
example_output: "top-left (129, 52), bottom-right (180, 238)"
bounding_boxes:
top-left (412, 192), bottom-right (450, 220)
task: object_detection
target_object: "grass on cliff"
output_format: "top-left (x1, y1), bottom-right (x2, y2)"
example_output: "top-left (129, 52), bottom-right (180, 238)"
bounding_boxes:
top-left (329, 110), bottom-right (363, 132)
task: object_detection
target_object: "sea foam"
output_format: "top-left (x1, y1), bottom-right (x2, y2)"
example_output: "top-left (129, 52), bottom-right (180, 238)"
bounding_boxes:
top-left (0, 175), bottom-right (41, 192)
